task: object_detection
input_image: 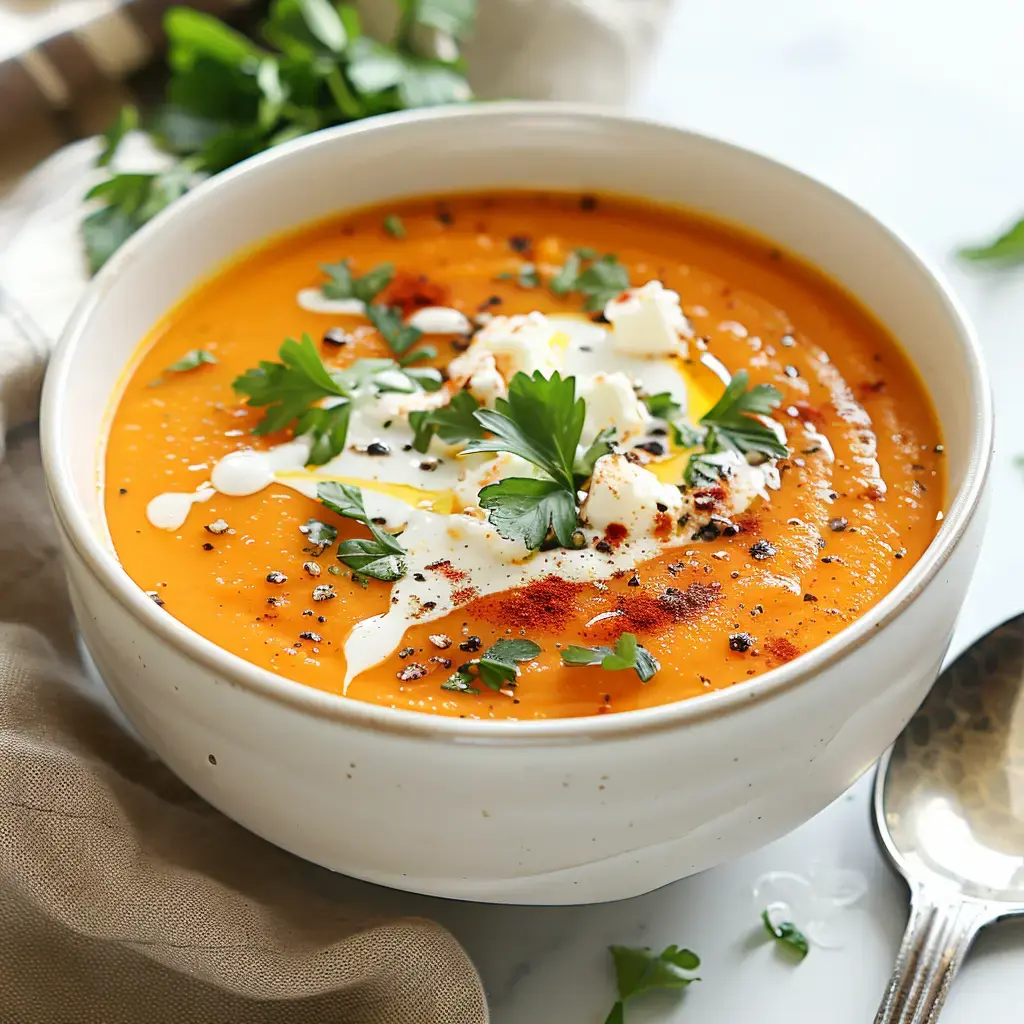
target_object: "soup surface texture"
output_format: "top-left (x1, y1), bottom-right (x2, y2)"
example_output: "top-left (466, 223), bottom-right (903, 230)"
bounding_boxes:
top-left (105, 192), bottom-right (945, 720)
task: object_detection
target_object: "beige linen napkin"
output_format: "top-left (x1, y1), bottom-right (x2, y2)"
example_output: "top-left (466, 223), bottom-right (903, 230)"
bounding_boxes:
top-left (0, 2), bottom-right (676, 1019)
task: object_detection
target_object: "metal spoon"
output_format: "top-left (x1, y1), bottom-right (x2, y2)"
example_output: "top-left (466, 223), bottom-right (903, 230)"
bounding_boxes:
top-left (873, 613), bottom-right (1024, 1023)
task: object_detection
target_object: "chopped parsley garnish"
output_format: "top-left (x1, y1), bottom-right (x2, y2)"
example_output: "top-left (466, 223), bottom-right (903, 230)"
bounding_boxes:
top-left (605, 943), bottom-right (700, 1023)
top-left (549, 249), bottom-right (629, 310)
top-left (365, 303), bottom-right (432, 365)
top-left (157, 349), bottom-right (217, 379)
top-left (409, 391), bottom-right (483, 452)
top-left (641, 392), bottom-right (682, 420)
top-left (683, 369), bottom-right (786, 485)
top-left (761, 909), bottom-right (809, 961)
top-left (320, 259), bottom-right (395, 303)
top-left (548, 250), bottom-right (630, 311)
top-left (574, 426), bottom-right (617, 482)
top-left (233, 336), bottom-right (437, 466)
top-left (443, 637), bottom-right (542, 694)
top-left (517, 263), bottom-right (541, 288)
top-left (82, 2), bottom-right (476, 272)
top-left (383, 214), bottom-right (406, 239)
top-left (959, 217), bottom-right (1024, 266)
top-left (561, 632), bottom-right (659, 683)
top-left (462, 370), bottom-right (585, 550)
top-left (317, 481), bottom-right (407, 581)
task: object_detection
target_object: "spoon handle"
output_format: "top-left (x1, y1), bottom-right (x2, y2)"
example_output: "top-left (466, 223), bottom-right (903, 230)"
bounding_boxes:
top-left (874, 884), bottom-right (990, 1024)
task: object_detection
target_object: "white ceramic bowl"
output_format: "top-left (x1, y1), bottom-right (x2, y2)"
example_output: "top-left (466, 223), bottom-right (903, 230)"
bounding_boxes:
top-left (42, 104), bottom-right (992, 905)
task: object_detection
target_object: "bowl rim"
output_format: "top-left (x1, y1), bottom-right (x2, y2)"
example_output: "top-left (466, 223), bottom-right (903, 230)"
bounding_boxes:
top-left (42, 101), bottom-right (994, 743)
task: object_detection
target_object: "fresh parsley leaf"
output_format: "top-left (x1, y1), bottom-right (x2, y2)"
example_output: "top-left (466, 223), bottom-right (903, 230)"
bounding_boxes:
top-left (317, 481), bottom-right (407, 581)
top-left (365, 303), bottom-right (424, 361)
top-left (682, 451), bottom-right (723, 488)
top-left (671, 420), bottom-right (704, 449)
top-left (337, 528), bottom-right (406, 581)
top-left (461, 371), bottom-right (586, 549)
top-left (561, 632), bottom-right (659, 683)
top-left (699, 369), bottom-right (785, 457)
top-left (605, 943), bottom-right (700, 1023)
top-left (82, 165), bottom-right (194, 273)
top-left (300, 402), bottom-right (353, 466)
top-left (351, 570), bottom-right (370, 589)
top-left (233, 334), bottom-right (348, 437)
top-left (317, 480), bottom-right (369, 522)
top-left (464, 371), bottom-right (584, 491)
top-left (574, 426), bottom-right (616, 484)
top-left (642, 392), bottom-right (682, 420)
top-left (96, 105), bottom-right (138, 167)
top-left (443, 637), bottom-right (542, 694)
top-left (404, 0), bottom-right (477, 38)
top-left (549, 251), bottom-right (581, 295)
top-left (441, 670), bottom-right (480, 694)
top-left (959, 218), bottom-right (1024, 265)
top-left (409, 391), bottom-right (483, 452)
top-left (82, 1), bottom-right (476, 269)
top-left (320, 259), bottom-right (395, 302)
top-left (762, 910), bottom-right (809, 961)
top-left (575, 255), bottom-right (630, 311)
top-left (383, 213), bottom-right (406, 238)
top-left (516, 263), bottom-right (541, 288)
top-left (300, 517), bottom-right (337, 553)
top-left (165, 349), bottom-right (217, 373)
top-left (477, 478), bottom-right (579, 549)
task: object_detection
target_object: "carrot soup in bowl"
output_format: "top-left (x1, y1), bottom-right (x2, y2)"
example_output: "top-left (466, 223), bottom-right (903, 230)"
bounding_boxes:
top-left (43, 106), bottom-right (991, 903)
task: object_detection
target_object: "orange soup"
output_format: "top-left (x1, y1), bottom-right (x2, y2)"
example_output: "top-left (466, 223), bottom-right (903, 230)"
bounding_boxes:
top-left (104, 192), bottom-right (945, 719)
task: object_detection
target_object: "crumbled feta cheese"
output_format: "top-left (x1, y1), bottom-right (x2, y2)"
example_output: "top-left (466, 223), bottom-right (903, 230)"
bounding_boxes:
top-left (604, 281), bottom-right (691, 356)
top-left (580, 454), bottom-right (683, 537)
top-left (577, 372), bottom-right (650, 446)
top-left (450, 312), bottom-right (565, 385)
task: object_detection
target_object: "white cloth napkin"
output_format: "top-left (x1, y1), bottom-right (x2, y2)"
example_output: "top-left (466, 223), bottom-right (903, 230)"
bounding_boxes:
top-left (0, 0), bottom-right (676, 444)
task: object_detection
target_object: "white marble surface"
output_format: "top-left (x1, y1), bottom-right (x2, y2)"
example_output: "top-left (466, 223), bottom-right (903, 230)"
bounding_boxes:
top-left (344, 2), bottom-right (1024, 1020)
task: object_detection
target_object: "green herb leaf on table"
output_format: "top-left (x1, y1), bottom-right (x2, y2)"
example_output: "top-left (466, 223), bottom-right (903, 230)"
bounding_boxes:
top-left (959, 218), bottom-right (1024, 266)
top-left (317, 481), bottom-right (408, 581)
top-left (383, 214), bottom-right (406, 239)
top-left (761, 910), bottom-right (809, 961)
top-left (165, 349), bottom-right (217, 373)
top-left (605, 943), bottom-right (701, 1023)
top-left (442, 637), bottom-right (542, 694)
top-left (561, 632), bottom-right (659, 683)
top-left (409, 391), bottom-right (483, 452)
top-left (96, 105), bottom-right (139, 167)
top-left (82, 0), bottom-right (477, 270)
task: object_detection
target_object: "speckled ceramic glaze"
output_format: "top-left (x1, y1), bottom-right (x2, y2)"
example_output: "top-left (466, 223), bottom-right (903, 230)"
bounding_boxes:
top-left (41, 105), bottom-right (992, 904)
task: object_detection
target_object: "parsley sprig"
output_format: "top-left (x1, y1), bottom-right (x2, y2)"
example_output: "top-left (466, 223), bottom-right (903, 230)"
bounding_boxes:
top-left (461, 371), bottom-right (586, 549)
top-left (548, 249), bottom-right (630, 310)
top-left (683, 370), bottom-right (786, 486)
top-left (441, 638), bottom-right (542, 694)
top-left (959, 217), bottom-right (1024, 266)
top-left (561, 633), bottom-right (659, 683)
top-left (233, 335), bottom-right (440, 465)
top-left (761, 909), bottom-right (810, 961)
top-left (317, 481), bottom-right (407, 581)
top-left (83, 0), bottom-right (476, 273)
top-left (605, 943), bottom-right (700, 1024)
top-left (409, 391), bottom-right (483, 452)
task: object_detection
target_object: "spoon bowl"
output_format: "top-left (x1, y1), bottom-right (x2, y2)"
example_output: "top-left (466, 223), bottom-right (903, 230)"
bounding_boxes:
top-left (874, 613), bottom-right (1024, 1022)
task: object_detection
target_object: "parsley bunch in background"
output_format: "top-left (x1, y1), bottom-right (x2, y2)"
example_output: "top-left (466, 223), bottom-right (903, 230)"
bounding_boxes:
top-left (84, 0), bottom-right (476, 273)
